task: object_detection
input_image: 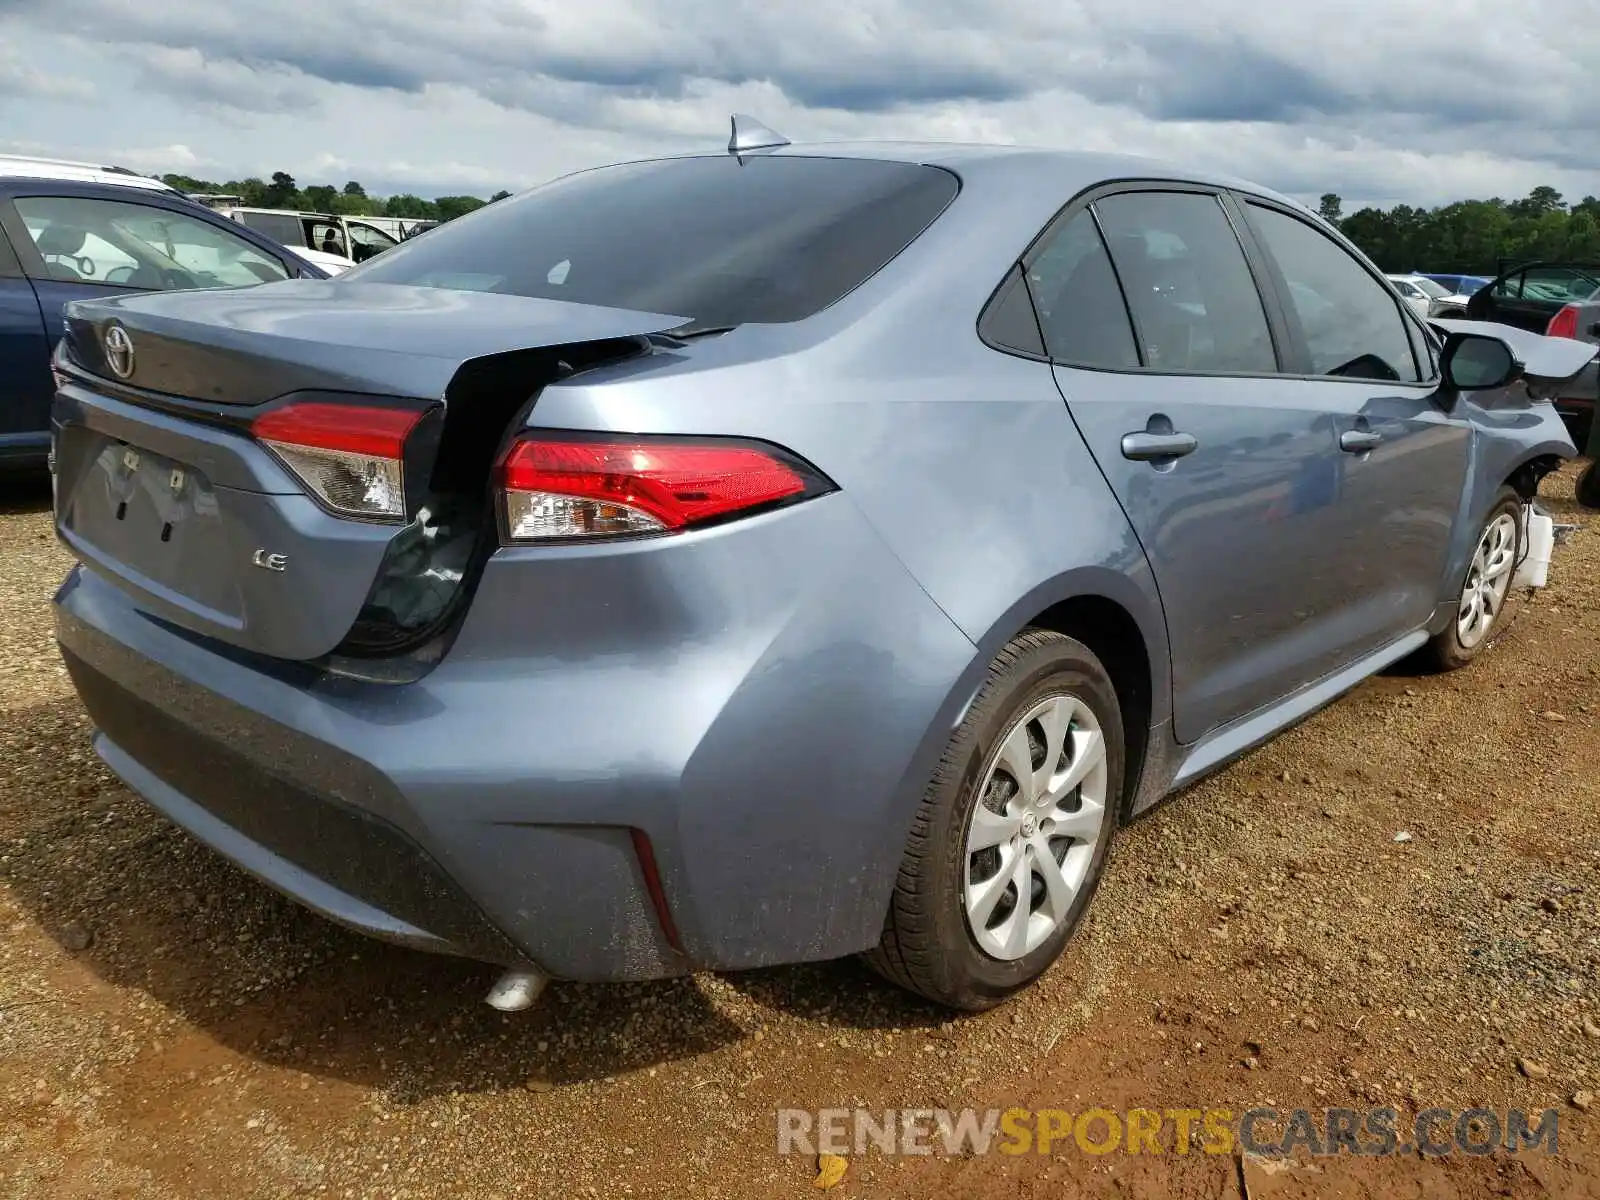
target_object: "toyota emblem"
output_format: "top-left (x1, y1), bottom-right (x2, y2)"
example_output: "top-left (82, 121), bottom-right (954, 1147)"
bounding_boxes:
top-left (103, 324), bottom-right (134, 379)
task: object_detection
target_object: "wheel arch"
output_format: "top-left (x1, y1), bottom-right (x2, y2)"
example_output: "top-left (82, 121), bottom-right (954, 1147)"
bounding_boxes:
top-left (1503, 451), bottom-right (1568, 501)
top-left (951, 568), bottom-right (1170, 819)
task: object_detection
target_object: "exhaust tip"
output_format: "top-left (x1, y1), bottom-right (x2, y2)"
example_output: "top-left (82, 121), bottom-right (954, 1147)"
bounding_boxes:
top-left (485, 968), bottom-right (550, 1012)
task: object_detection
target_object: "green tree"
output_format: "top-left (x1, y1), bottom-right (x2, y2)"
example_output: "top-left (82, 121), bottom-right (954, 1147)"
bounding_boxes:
top-left (1317, 193), bottom-right (1342, 224)
top-left (303, 185), bottom-right (338, 213)
top-left (489, 189), bottom-right (512, 202)
top-left (383, 193), bottom-right (437, 219)
top-left (343, 180), bottom-right (367, 197)
top-left (1508, 185), bottom-right (1565, 220)
top-left (434, 195), bottom-right (487, 222)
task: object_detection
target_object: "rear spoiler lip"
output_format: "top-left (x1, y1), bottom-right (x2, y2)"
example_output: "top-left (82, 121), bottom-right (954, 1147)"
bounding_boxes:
top-left (58, 281), bottom-right (691, 406)
top-left (1428, 316), bottom-right (1599, 383)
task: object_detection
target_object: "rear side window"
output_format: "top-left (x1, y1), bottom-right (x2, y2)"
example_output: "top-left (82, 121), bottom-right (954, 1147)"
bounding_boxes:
top-left (345, 155), bottom-right (959, 328)
top-left (1245, 203), bottom-right (1422, 383)
top-left (1024, 210), bottom-right (1139, 368)
top-left (239, 212), bottom-right (307, 247)
top-left (1094, 192), bottom-right (1277, 374)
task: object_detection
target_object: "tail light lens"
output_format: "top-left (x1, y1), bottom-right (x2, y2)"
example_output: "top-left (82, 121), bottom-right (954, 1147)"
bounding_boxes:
top-left (499, 435), bottom-right (830, 542)
top-left (1547, 304), bottom-right (1580, 340)
top-left (253, 401), bottom-right (427, 522)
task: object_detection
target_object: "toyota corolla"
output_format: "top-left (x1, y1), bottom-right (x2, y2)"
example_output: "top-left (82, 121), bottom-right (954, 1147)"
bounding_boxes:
top-left (48, 127), bottom-right (1588, 1011)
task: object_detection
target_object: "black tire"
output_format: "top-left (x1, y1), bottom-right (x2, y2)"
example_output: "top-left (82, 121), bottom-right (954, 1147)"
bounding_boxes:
top-left (1578, 460), bottom-right (1600, 511)
top-left (863, 629), bottom-right (1124, 1011)
top-left (1422, 486), bottom-right (1523, 671)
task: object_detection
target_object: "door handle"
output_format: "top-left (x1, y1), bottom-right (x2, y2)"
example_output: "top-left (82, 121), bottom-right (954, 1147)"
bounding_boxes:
top-left (1121, 431), bottom-right (1198, 462)
top-left (1339, 429), bottom-right (1382, 453)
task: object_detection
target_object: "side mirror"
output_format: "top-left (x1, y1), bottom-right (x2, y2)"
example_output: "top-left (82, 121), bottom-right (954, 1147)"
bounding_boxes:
top-left (1441, 332), bottom-right (1523, 391)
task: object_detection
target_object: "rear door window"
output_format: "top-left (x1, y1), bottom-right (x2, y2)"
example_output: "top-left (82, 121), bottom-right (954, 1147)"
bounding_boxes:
top-left (346, 155), bottom-right (960, 328)
top-left (1092, 191), bottom-right (1278, 374)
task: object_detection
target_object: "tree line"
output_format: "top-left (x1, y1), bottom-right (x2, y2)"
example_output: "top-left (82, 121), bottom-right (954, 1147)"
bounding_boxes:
top-left (157, 170), bottom-right (515, 223)
top-left (157, 169), bottom-right (1600, 272)
top-left (1319, 187), bottom-right (1600, 276)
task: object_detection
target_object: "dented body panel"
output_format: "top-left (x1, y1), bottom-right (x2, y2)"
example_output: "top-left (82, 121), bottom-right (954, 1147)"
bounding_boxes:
top-left (49, 143), bottom-right (1586, 982)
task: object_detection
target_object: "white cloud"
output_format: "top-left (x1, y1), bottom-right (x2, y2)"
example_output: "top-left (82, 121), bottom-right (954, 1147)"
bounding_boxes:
top-left (0, 0), bottom-right (1596, 209)
top-left (0, 44), bottom-right (95, 100)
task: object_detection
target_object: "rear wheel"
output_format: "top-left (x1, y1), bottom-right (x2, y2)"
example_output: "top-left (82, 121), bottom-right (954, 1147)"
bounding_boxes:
top-left (1424, 487), bottom-right (1522, 670)
top-left (864, 630), bottom-right (1123, 1010)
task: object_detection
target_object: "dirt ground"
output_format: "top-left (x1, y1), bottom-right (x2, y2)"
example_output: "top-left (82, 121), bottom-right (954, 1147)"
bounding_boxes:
top-left (1, 463), bottom-right (1597, 1199)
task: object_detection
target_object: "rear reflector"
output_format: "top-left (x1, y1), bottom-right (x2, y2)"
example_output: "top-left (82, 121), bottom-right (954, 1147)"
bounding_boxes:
top-left (253, 402), bottom-right (426, 522)
top-left (499, 436), bottom-right (818, 541)
top-left (1547, 304), bottom-right (1581, 340)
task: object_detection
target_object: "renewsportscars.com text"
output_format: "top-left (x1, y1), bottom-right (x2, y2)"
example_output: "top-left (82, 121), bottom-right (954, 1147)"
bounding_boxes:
top-left (777, 1106), bottom-right (1560, 1158)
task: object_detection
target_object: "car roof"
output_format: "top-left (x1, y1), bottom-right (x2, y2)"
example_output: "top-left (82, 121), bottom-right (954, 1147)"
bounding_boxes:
top-left (0, 154), bottom-right (175, 192)
top-left (564, 140), bottom-right (1313, 221)
top-left (227, 207), bottom-right (337, 219)
top-left (714, 141), bottom-right (1313, 212)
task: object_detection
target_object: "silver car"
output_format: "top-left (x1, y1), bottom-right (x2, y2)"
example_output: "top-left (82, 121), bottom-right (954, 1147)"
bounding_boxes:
top-left (48, 127), bottom-right (1588, 1011)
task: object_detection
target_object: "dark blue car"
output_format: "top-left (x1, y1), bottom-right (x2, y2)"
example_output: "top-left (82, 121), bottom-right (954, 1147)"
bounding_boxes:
top-left (0, 162), bottom-right (327, 469)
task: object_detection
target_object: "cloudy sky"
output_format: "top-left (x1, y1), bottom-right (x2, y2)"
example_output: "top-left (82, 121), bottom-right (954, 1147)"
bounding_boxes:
top-left (1, 0), bottom-right (1597, 211)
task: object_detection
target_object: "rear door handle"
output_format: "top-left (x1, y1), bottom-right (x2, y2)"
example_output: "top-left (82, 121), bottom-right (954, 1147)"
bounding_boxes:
top-left (1339, 429), bottom-right (1382, 453)
top-left (1120, 431), bottom-right (1198, 461)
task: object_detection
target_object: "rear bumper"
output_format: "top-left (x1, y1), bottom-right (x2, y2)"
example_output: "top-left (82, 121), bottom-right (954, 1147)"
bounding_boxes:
top-left (60, 625), bottom-right (524, 964)
top-left (53, 493), bottom-right (980, 981)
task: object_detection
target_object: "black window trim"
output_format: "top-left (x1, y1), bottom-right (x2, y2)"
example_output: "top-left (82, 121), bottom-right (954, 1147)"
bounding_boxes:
top-left (975, 261), bottom-right (1048, 359)
top-left (0, 191), bottom-right (298, 289)
top-left (977, 176), bottom-right (1447, 390)
top-left (1232, 192), bottom-right (1440, 388)
top-left (979, 178), bottom-right (1295, 380)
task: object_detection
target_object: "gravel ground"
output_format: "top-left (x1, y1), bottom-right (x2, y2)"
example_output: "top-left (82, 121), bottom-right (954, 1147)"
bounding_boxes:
top-left (0, 464), bottom-right (1596, 1199)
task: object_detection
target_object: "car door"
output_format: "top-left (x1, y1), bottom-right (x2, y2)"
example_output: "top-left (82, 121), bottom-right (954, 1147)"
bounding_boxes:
top-left (346, 220), bottom-right (399, 262)
top-left (0, 210), bottom-right (52, 459)
top-left (1, 191), bottom-right (296, 346)
top-left (1032, 187), bottom-right (1358, 745)
top-left (1470, 265), bottom-right (1600, 332)
top-left (0, 192), bottom-right (298, 447)
top-left (1236, 197), bottom-right (1471, 659)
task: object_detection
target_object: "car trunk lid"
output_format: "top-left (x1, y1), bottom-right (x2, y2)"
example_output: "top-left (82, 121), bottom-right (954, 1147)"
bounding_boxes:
top-left (53, 282), bottom-right (687, 663)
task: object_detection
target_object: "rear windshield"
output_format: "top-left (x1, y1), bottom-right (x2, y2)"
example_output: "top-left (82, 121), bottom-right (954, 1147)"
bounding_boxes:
top-left (342, 155), bottom-right (960, 328)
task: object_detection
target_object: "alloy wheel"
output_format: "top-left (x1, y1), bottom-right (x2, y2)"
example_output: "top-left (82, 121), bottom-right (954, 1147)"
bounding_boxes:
top-left (962, 692), bottom-right (1109, 961)
top-left (1456, 512), bottom-right (1518, 650)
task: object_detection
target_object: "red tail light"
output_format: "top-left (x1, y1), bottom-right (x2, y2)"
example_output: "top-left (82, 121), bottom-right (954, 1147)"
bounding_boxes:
top-left (499, 435), bottom-right (828, 541)
top-left (1547, 304), bottom-right (1581, 340)
top-left (253, 401), bottom-right (427, 522)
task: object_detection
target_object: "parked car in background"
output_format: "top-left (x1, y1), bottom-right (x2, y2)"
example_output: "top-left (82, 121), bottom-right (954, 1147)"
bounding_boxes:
top-left (1466, 262), bottom-right (1600, 445)
top-left (219, 208), bottom-right (394, 265)
top-left (356, 215), bottom-right (439, 242)
top-left (1466, 262), bottom-right (1600, 331)
top-left (0, 155), bottom-right (329, 470)
top-left (48, 135), bottom-right (1585, 1013)
top-left (1421, 273), bottom-right (1493, 298)
top-left (1543, 297), bottom-right (1600, 448)
top-left (1386, 273), bottom-right (1472, 318)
